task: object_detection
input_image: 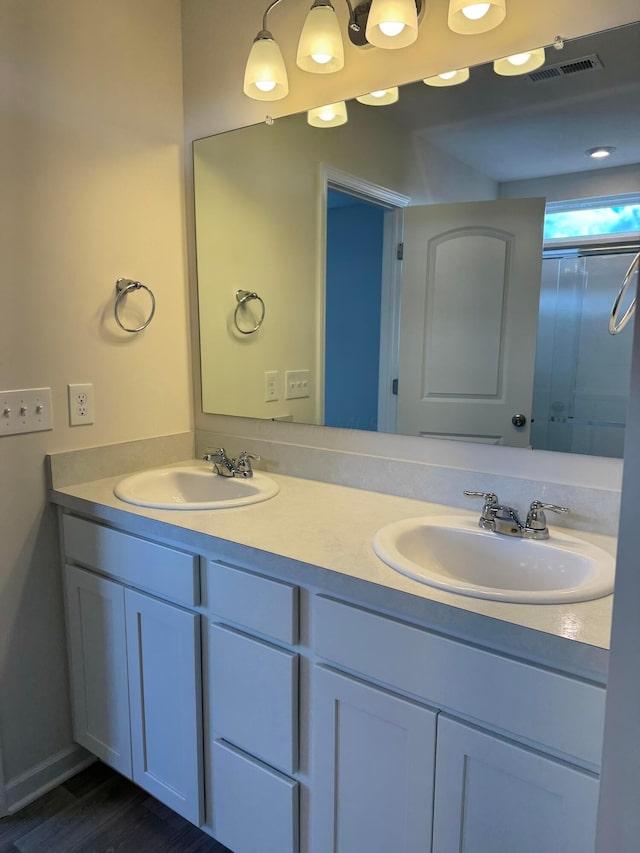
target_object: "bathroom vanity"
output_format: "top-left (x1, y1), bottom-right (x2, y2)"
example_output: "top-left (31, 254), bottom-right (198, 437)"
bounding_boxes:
top-left (50, 462), bottom-right (613, 853)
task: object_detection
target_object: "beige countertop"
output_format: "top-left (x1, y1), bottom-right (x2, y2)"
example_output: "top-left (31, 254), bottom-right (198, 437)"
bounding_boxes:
top-left (50, 460), bottom-right (614, 683)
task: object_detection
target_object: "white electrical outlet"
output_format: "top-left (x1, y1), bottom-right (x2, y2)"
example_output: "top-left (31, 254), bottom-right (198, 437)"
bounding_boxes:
top-left (264, 370), bottom-right (279, 402)
top-left (68, 383), bottom-right (94, 426)
top-left (285, 369), bottom-right (311, 400)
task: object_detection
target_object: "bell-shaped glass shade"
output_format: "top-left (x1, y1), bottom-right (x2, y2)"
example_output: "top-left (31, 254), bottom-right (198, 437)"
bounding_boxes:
top-left (366, 0), bottom-right (419, 49)
top-left (243, 34), bottom-right (289, 100)
top-left (297, 3), bottom-right (344, 73)
top-left (423, 68), bottom-right (470, 86)
top-left (355, 87), bottom-right (400, 105)
top-left (307, 101), bottom-right (348, 127)
top-left (448, 0), bottom-right (505, 34)
top-left (493, 48), bottom-right (545, 76)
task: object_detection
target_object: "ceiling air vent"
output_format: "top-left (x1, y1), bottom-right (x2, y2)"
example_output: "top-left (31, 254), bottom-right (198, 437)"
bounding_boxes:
top-left (528, 53), bottom-right (604, 83)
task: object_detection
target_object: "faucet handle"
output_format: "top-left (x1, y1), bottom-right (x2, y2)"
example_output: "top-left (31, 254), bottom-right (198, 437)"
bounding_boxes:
top-left (464, 490), bottom-right (501, 531)
top-left (464, 490), bottom-right (499, 506)
top-left (203, 447), bottom-right (228, 462)
top-left (525, 500), bottom-right (570, 538)
top-left (235, 449), bottom-right (260, 478)
top-left (528, 500), bottom-right (570, 516)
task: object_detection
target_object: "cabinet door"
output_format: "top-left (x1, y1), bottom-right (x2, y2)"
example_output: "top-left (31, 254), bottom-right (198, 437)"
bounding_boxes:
top-left (433, 716), bottom-right (599, 853)
top-left (125, 589), bottom-right (203, 826)
top-left (311, 665), bottom-right (436, 853)
top-left (64, 565), bottom-right (132, 776)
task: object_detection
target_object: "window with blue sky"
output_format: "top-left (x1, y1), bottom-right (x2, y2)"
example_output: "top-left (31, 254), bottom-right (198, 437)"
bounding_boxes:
top-left (544, 203), bottom-right (640, 241)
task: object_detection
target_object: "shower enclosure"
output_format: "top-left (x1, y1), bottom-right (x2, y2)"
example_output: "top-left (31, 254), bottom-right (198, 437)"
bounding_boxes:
top-left (531, 247), bottom-right (637, 458)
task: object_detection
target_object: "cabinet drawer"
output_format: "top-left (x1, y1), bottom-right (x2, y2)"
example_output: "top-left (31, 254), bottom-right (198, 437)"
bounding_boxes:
top-left (314, 595), bottom-right (605, 768)
top-left (210, 623), bottom-right (298, 773)
top-left (207, 560), bottom-right (298, 645)
top-left (211, 739), bottom-right (298, 853)
top-left (63, 514), bottom-right (198, 606)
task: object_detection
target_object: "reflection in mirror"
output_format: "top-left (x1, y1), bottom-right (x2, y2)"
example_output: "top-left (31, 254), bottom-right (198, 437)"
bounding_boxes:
top-left (194, 21), bottom-right (640, 458)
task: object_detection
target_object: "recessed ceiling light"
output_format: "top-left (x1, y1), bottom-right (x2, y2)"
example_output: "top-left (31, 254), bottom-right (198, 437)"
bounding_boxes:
top-left (586, 146), bottom-right (616, 159)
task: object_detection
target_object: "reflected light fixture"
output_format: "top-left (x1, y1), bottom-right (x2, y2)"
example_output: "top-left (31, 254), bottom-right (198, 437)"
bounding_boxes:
top-left (307, 100), bottom-right (349, 127)
top-left (448, 0), bottom-right (506, 34)
top-left (493, 48), bottom-right (545, 75)
top-left (244, 0), bottom-right (424, 101)
top-left (586, 146), bottom-right (616, 159)
top-left (423, 68), bottom-right (470, 86)
top-left (355, 86), bottom-right (400, 105)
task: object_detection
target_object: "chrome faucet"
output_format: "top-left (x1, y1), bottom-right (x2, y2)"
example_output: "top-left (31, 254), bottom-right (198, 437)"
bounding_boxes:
top-left (464, 491), bottom-right (569, 540)
top-left (202, 447), bottom-right (260, 478)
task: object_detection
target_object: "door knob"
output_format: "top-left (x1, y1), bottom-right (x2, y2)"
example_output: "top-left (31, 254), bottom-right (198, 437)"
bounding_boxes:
top-left (512, 413), bottom-right (527, 427)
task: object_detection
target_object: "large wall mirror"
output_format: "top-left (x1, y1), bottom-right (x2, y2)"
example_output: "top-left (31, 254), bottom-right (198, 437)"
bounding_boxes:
top-left (194, 21), bottom-right (640, 459)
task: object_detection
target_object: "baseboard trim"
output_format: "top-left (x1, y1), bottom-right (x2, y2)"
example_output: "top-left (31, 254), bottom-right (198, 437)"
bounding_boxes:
top-left (5, 744), bottom-right (94, 814)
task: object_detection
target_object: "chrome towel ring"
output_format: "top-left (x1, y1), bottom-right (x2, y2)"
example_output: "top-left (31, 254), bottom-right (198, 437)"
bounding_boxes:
top-left (234, 289), bottom-right (265, 335)
top-left (114, 278), bottom-right (156, 333)
top-left (609, 251), bottom-right (639, 335)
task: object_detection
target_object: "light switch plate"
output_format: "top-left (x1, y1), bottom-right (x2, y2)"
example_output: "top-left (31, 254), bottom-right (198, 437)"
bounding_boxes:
top-left (1, 388), bottom-right (53, 435)
top-left (285, 370), bottom-right (310, 400)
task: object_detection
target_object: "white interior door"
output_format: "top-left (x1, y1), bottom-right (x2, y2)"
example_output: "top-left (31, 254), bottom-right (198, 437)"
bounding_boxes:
top-left (397, 198), bottom-right (545, 446)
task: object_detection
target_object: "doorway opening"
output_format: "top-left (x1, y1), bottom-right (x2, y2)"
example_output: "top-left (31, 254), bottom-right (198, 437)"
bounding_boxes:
top-left (320, 169), bottom-right (409, 432)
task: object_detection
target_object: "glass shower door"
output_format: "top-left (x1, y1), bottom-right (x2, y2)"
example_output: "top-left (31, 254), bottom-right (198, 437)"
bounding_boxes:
top-left (531, 250), bottom-right (635, 458)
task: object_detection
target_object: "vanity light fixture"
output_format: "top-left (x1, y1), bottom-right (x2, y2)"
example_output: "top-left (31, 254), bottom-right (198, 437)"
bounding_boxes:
top-left (355, 86), bottom-right (400, 105)
top-left (244, 0), bottom-right (424, 101)
top-left (243, 27), bottom-right (290, 100)
top-left (307, 100), bottom-right (349, 126)
top-left (423, 68), bottom-right (470, 86)
top-left (297, 0), bottom-right (345, 73)
top-left (365, 0), bottom-right (420, 48)
top-left (493, 47), bottom-right (545, 75)
top-left (587, 146), bottom-right (616, 159)
top-left (448, 0), bottom-right (506, 35)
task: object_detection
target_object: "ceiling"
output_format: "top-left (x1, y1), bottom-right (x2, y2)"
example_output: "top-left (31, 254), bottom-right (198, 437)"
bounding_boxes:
top-left (364, 22), bottom-right (640, 183)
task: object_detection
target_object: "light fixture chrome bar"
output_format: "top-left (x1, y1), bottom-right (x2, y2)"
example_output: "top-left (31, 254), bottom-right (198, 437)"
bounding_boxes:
top-left (262, 0), bottom-right (286, 32)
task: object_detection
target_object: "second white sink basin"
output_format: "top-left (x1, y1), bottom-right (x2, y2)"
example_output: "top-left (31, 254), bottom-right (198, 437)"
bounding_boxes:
top-left (373, 515), bottom-right (615, 604)
top-left (114, 464), bottom-right (279, 510)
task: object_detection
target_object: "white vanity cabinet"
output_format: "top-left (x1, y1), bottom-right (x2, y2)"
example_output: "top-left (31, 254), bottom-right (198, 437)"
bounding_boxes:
top-left (312, 594), bottom-right (604, 853)
top-left (55, 500), bottom-right (607, 853)
top-left (204, 559), bottom-right (300, 853)
top-left (433, 716), bottom-right (599, 853)
top-left (312, 665), bottom-right (437, 853)
top-left (61, 514), bottom-right (204, 826)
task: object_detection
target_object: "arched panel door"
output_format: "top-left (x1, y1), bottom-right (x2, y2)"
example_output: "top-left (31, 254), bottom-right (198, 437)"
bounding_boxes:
top-left (398, 198), bottom-right (545, 446)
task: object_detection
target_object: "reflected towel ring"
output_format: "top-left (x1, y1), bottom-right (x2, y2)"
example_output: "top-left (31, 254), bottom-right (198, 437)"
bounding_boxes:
top-left (114, 278), bottom-right (156, 333)
top-left (609, 251), bottom-right (640, 335)
top-left (234, 289), bottom-right (265, 335)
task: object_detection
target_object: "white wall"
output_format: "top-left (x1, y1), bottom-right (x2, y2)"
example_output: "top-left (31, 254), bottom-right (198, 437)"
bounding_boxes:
top-left (499, 163), bottom-right (640, 202)
top-left (410, 138), bottom-right (499, 204)
top-left (0, 0), bottom-right (191, 807)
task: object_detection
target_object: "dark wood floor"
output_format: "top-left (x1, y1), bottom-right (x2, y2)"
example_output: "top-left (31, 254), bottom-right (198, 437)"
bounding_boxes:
top-left (0, 762), bottom-right (231, 853)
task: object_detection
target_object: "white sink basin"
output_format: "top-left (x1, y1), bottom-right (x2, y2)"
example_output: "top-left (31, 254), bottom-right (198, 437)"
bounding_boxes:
top-left (114, 464), bottom-right (279, 510)
top-left (373, 515), bottom-right (615, 604)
